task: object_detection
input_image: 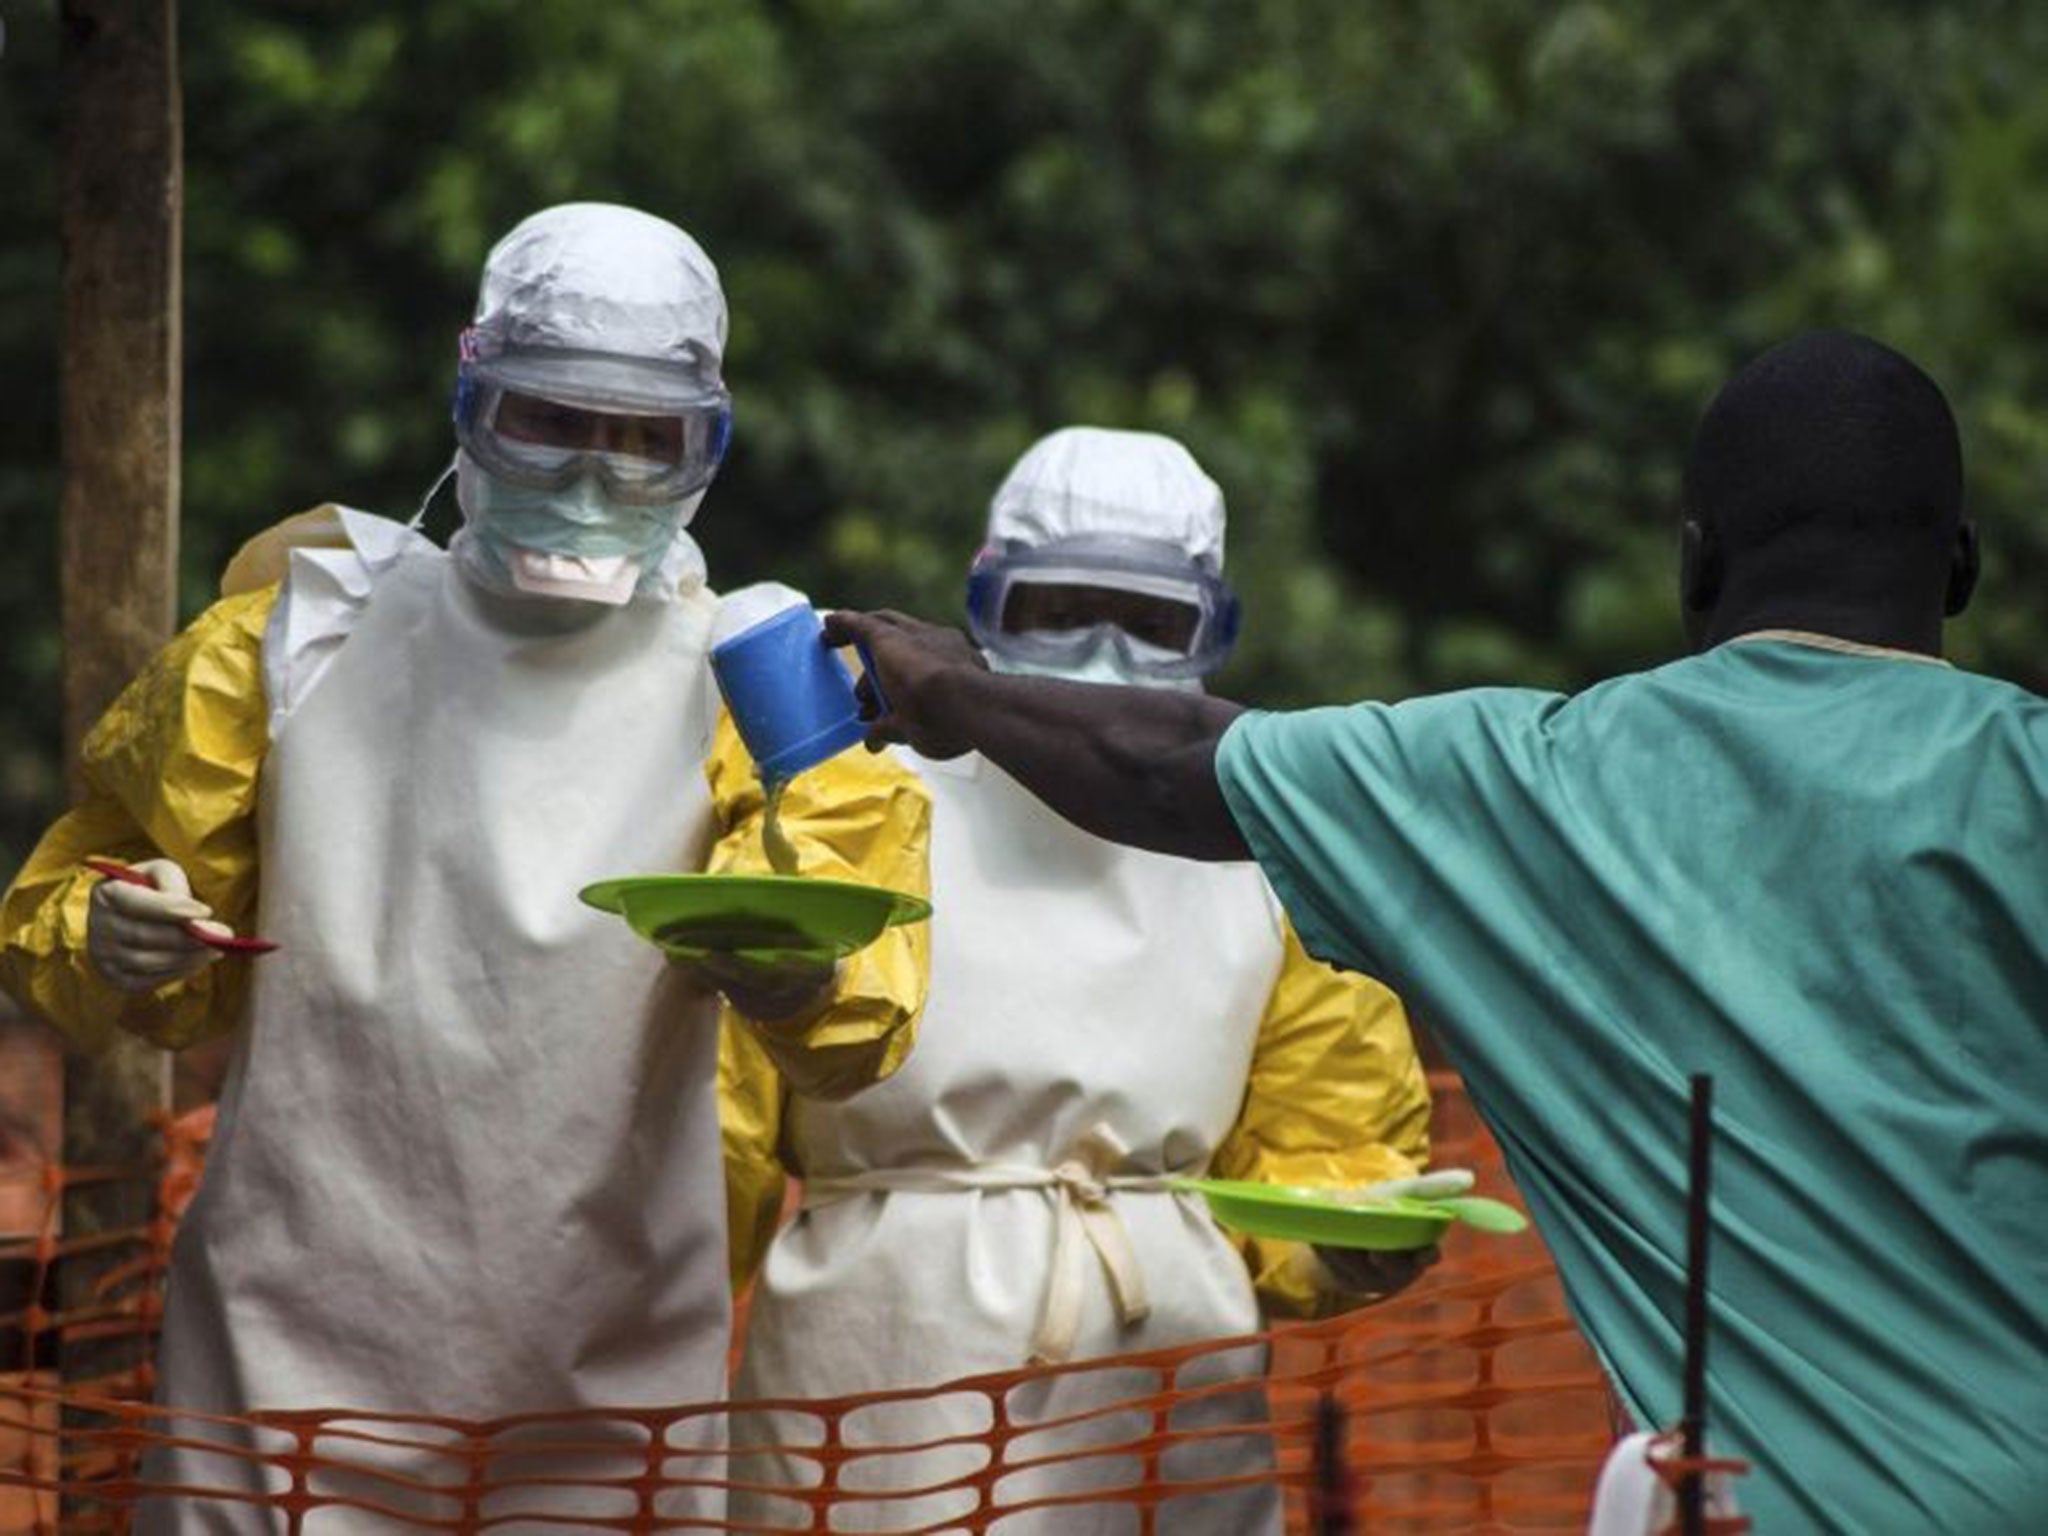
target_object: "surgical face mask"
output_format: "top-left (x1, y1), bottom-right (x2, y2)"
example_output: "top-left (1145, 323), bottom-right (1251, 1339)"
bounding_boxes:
top-left (986, 630), bottom-right (1204, 692)
top-left (452, 453), bottom-right (697, 606)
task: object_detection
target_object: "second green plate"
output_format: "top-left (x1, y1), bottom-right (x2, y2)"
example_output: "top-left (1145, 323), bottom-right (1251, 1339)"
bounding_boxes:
top-left (1176, 1179), bottom-right (1460, 1252)
top-left (581, 873), bottom-right (931, 963)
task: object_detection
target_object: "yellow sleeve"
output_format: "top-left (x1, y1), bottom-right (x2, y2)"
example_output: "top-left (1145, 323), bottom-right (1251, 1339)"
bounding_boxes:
top-left (1210, 915), bottom-right (1433, 1319)
top-left (718, 1015), bottom-right (789, 1295)
top-left (0, 587), bottom-right (277, 1053)
top-left (703, 710), bottom-right (931, 1101)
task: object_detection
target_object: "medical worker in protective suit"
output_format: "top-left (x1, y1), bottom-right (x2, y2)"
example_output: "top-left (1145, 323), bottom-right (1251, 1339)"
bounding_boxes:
top-left (721, 427), bottom-right (1435, 1534)
top-left (0, 203), bottom-right (928, 1530)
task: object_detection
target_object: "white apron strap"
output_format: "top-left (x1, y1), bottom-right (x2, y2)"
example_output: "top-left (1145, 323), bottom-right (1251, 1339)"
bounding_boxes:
top-left (801, 1120), bottom-right (1180, 1365)
top-left (1031, 1123), bottom-right (1150, 1364)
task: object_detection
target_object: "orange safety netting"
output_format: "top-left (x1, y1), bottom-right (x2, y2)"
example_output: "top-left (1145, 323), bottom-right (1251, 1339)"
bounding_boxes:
top-left (0, 1073), bottom-right (1616, 1532)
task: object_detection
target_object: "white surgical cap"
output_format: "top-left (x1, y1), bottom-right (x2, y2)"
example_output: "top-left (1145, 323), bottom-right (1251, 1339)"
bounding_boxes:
top-left (470, 202), bottom-right (728, 389)
top-left (985, 426), bottom-right (1227, 569)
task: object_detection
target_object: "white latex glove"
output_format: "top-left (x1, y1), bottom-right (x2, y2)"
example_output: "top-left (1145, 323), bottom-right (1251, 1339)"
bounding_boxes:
top-left (1310, 1167), bottom-right (1478, 1297)
top-left (1588, 1431), bottom-right (1745, 1535)
top-left (86, 859), bottom-right (228, 994)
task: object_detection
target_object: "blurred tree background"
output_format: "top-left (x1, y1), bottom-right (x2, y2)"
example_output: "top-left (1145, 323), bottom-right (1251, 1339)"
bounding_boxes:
top-left (4, 0), bottom-right (2047, 873)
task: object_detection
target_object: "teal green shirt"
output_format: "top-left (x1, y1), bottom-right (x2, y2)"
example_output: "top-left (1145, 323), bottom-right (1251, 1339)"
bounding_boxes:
top-left (1216, 638), bottom-right (2047, 1534)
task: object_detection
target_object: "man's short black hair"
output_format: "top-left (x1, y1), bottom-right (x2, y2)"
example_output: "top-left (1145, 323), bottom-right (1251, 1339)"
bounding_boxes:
top-left (1683, 332), bottom-right (1962, 552)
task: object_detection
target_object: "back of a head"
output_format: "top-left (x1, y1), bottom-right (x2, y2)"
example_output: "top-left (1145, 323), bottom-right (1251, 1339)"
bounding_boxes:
top-left (1683, 332), bottom-right (1963, 593)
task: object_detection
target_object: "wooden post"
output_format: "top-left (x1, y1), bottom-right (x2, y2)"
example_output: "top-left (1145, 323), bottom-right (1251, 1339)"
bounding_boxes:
top-left (56, 0), bottom-right (182, 1407)
top-left (60, 0), bottom-right (182, 758)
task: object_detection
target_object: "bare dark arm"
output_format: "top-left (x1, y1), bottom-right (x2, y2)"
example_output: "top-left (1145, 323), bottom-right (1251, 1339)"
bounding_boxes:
top-left (928, 666), bottom-right (1251, 860)
top-left (825, 610), bottom-right (1253, 861)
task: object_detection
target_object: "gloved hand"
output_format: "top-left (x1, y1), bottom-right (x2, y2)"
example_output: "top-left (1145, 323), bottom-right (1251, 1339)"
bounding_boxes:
top-left (86, 859), bottom-right (228, 994)
top-left (1311, 1168), bottom-right (1477, 1299)
top-left (678, 950), bottom-right (840, 1025)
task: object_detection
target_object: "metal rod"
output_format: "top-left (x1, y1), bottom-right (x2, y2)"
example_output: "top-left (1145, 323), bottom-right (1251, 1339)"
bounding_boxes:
top-left (1313, 1388), bottom-right (1354, 1535)
top-left (1680, 1073), bottom-right (1714, 1536)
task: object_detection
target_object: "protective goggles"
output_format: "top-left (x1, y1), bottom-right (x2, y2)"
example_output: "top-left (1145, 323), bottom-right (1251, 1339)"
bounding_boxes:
top-left (965, 535), bottom-right (1241, 679)
top-left (453, 334), bottom-right (732, 506)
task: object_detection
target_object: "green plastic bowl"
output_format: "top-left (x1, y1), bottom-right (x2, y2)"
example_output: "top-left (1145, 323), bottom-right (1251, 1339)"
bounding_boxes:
top-left (580, 873), bottom-right (931, 964)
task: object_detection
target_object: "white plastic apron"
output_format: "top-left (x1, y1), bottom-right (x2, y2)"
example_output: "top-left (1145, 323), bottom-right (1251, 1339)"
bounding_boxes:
top-left (734, 751), bottom-right (1287, 1535)
top-left (142, 546), bottom-right (729, 1532)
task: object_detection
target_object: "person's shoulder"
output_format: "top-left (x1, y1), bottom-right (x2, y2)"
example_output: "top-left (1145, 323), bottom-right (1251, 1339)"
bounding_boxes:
top-left (189, 584), bottom-right (280, 643)
top-left (220, 504), bottom-right (434, 598)
top-left (1691, 638), bottom-right (2044, 714)
top-left (1944, 666), bottom-right (2048, 760)
top-left (259, 505), bottom-right (442, 633)
top-left (146, 584), bottom-right (282, 677)
top-left (243, 507), bottom-right (442, 732)
top-left (80, 585), bottom-right (280, 767)
top-left (1945, 664), bottom-right (2048, 712)
top-left (1566, 644), bottom-right (1820, 718)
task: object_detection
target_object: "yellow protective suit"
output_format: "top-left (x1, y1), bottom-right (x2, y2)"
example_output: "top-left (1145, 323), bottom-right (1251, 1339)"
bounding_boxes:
top-left (1, 527), bottom-right (927, 1096)
top-left (721, 906), bottom-right (1429, 1320)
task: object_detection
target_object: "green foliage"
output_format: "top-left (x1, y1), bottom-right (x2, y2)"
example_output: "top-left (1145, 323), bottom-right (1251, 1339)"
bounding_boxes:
top-left (5, 1), bottom-right (2048, 873)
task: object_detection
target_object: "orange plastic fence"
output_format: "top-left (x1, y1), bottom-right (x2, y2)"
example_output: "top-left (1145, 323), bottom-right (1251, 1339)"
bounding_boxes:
top-left (0, 1074), bottom-right (1614, 1531)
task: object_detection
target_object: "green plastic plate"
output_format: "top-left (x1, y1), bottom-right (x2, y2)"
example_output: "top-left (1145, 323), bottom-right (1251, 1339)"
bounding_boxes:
top-left (580, 873), bottom-right (931, 964)
top-left (1176, 1179), bottom-right (1526, 1252)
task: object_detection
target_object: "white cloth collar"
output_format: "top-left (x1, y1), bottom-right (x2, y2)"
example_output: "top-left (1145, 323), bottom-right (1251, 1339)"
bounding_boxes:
top-left (1727, 628), bottom-right (1952, 669)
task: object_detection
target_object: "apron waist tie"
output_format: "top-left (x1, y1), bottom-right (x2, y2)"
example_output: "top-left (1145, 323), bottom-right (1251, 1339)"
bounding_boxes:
top-left (801, 1123), bottom-right (1191, 1365)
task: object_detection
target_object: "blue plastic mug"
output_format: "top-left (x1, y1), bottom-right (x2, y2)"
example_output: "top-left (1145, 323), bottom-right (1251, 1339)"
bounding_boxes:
top-left (710, 604), bottom-right (869, 784)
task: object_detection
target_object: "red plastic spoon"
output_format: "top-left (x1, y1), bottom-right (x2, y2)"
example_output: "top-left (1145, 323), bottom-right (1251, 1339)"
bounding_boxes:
top-left (85, 859), bottom-right (280, 955)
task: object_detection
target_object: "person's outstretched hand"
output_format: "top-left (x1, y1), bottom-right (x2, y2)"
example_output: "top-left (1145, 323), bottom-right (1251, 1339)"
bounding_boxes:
top-left (822, 610), bottom-right (988, 759)
top-left (681, 952), bottom-right (841, 1026)
top-left (1310, 1243), bottom-right (1440, 1299)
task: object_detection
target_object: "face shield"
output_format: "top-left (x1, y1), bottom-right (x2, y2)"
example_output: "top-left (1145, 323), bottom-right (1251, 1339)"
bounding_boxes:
top-left (966, 534), bottom-right (1241, 682)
